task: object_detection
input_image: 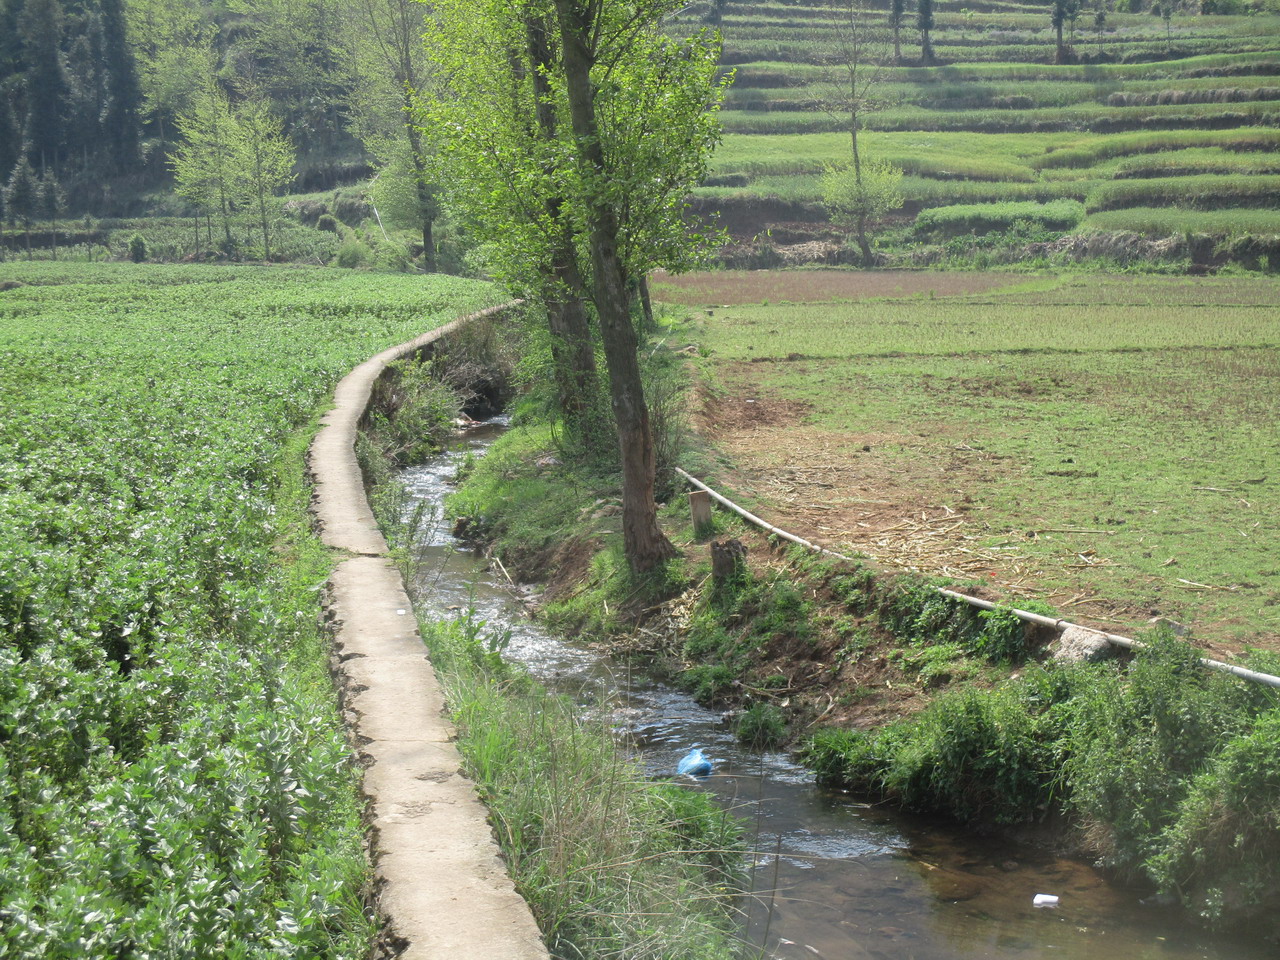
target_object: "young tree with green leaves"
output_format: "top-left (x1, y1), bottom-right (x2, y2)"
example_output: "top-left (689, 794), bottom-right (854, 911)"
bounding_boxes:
top-left (4, 156), bottom-right (38, 257)
top-left (821, 158), bottom-right (903, 264)
top-left (428, 0), bottom-right (727, 572)
top-left (170, 79), bottom-right (239, 250)
top-left (231, 91), bottom-right (296, 260)
top-left (817, 0), bottom-right (899, 264)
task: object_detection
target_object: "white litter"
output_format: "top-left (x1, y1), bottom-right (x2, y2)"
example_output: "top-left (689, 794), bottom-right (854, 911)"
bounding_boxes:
top-left (1033, 894), bottom-right (1060, 908)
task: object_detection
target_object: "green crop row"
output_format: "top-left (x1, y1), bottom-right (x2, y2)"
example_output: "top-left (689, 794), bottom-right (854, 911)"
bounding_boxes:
top-left (1035, 126), bottom-right (1280, 168)
top-left (915, 199), bottom-right (1087, 237)
top-left (0, 264), bottom-right (497, 958)
top-left (1085, 205), bottom-right (1280, 235)
top-left (1085, 172), bottom-right (1280, 210)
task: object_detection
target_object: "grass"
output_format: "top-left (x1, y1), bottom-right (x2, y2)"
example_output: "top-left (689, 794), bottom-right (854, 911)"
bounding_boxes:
top-left (410, 613), bottom-right (745, 960)
top-left (670, 271), bottom-right (1280, 645)
top-left (803, 636), bottom-right (1280, 931)
top-left (0, 262), bottom-right (497, 957)
top-left (1084, 206), bottom-right (1280, 236)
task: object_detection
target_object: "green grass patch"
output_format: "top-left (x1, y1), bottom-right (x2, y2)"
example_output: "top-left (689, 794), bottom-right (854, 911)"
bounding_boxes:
top-left (803, 636), bottom-right (1280, 930)
top-left (416, 614), bottom-right (744, 959)
top-left (915, 199), bottom-right (1086, 237)
top-left (681, 273), bottom-right (1280, 641)
top-left (1085, 206), bottom-right (1280, 236)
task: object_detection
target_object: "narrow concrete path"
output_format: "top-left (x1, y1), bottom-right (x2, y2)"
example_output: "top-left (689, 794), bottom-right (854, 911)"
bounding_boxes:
top-left (309, 306), bottom-right (549, 960)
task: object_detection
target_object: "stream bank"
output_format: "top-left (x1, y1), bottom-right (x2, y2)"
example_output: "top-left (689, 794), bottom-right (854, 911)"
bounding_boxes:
top-left (401, 419), bottom-right (1276, 960)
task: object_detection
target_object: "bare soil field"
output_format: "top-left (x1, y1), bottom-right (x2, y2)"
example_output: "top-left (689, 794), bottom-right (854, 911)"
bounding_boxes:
top-left (670, 270), bottom-right (1280, 659)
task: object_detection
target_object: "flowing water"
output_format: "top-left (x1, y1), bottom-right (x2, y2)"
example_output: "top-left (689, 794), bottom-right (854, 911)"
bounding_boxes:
top-left (402, 420), bottom-right (1271, 960)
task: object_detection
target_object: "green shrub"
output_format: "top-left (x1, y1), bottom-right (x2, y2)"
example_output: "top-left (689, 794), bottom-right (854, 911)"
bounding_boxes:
top-left (1150, 709), bottom-right (1280, 925)
top-left (126, 233), bottom-right (148, 262)
top-left (316, 213), bottom-right (339, 232)
top-left (334, 239), bottom-right (369, 268)
top-left (736, 703), bottom-right (787, 749)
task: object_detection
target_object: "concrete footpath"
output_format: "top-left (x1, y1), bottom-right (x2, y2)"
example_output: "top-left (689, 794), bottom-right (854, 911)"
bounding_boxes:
top-left (308, 306), bottom-right (549, 960)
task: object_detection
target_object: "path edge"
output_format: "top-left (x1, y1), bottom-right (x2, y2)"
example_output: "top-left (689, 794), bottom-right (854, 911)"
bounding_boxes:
top-left (307, 303), bottom-right (549, 960)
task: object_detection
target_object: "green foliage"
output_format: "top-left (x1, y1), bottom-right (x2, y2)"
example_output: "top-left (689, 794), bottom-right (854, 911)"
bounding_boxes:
top-left (805, 636), bottom-right (1280, 928)
top-left (335, 239), bottom-right (370, 268)
top-left (820, 158), bottom-right (904, 229)
top-left (914, 199), bottom-right (1086, 237)
top-left (417, 613), bottom-right (744, 960)
top-left (126, 233), bottom-right (148, 262)
top-left (0, 262), bottom-right (497, 956)
top-left (736, 702), bottom-right (787, 748)
top-left (1150, 709), bottom-right (1280, 923)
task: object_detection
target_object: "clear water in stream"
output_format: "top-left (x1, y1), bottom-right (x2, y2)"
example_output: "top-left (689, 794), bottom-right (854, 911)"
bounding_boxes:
top-left (403, 421), bottom-right (1272, 960)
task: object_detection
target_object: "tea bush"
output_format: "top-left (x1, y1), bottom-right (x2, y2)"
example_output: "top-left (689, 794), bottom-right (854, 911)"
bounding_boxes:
top-left (0, 263), bottom-right (496, 957)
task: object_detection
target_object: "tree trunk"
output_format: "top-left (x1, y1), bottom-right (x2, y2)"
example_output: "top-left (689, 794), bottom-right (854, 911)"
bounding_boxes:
top-left (1055, 22), bottom-right (1066, 64)
top-left (893, 28), bottom-right (901, 63)
top-left (855, 212), bottom-right (873, 265)
top-left (638, 274), bottom-right (655, 332)
top-left (527, 14), bottom-right (604, 453)
top-left (554, 0), bottom-right (677, 574)
top-left (921, 29), bottom-right (934, 65)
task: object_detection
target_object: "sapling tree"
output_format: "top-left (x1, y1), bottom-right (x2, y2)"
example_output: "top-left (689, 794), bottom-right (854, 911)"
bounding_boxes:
top-left (170, 79), bottom-right (240, 250)
top-left (231, 90), bottom-right (296, 261)
top-left (816, 0), bottom-right (902, 263)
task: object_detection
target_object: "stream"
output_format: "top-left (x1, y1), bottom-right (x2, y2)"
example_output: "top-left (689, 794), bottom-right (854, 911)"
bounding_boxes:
top-left (402, 419), bottom-right (1270, 960)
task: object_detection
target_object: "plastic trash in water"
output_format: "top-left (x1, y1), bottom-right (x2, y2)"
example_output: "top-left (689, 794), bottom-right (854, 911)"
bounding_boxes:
top-left (677, 746), bottom-right (712, 778)
top-left (1033, 894), bottom-right (1059, 908)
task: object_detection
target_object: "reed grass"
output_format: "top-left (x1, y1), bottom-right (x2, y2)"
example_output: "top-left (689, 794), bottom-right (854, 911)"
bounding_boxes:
top-left (415, 613), bottom-right (746, 960)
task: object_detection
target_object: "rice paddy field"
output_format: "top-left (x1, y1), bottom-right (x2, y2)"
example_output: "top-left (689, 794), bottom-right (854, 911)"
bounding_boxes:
top-left (657, 268), bottom-right (1280, 655)
top-left (676, 1), bottom-right (1280, 259)
top-left (0, 263), bottom-right (496, 956)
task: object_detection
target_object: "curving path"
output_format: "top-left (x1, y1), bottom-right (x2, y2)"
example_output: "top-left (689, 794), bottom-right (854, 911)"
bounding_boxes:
top-left (308, 305), bottom-right (548, 960)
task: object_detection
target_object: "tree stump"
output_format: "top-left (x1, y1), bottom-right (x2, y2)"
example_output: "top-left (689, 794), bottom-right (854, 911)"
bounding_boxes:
top-left (689, 490), bottom-right (713, 536)
top-left (711, 538), bottom-right (748, 582)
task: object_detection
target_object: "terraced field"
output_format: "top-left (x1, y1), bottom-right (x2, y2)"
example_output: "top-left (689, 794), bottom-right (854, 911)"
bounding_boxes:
top-left (676, 1), bottom-right (1280, 264)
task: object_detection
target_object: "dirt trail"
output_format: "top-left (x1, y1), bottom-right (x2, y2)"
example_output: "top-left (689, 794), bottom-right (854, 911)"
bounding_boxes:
top-left (309, 306), bottom-right (548, 960)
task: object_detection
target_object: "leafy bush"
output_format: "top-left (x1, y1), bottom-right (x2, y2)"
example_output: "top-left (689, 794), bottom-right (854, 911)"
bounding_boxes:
top-left (127, 233), bottom-right (148, 262)
top-left (334, 239), bottom-right (370, 268)
top-left (736, 703), bottom-right (787, 748)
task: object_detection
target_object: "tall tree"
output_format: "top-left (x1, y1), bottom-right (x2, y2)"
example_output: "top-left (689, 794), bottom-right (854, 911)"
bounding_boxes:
top-left (429, 0), bottom-right (727, 572)
top-left (38, 169), bottom-right (63, 259)
top-left (888, 0), bottom-right (906, 63)
top-left (345, 0), bottom-right (441, 268)
top-left (551, 0), bottom-right (723, 571)
top-left (18, 0), bottom-right (68, 169)
top-left (170, 79), bottom-right (240, 249)
top-left (917, 0), bottom-right (936, 65)
top-left (5, 156), bottom-right (39, 256)
top-left (1051, 0), bottom-right (1077, 63)
top-left (99, 0), bottom-right (143, 170)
